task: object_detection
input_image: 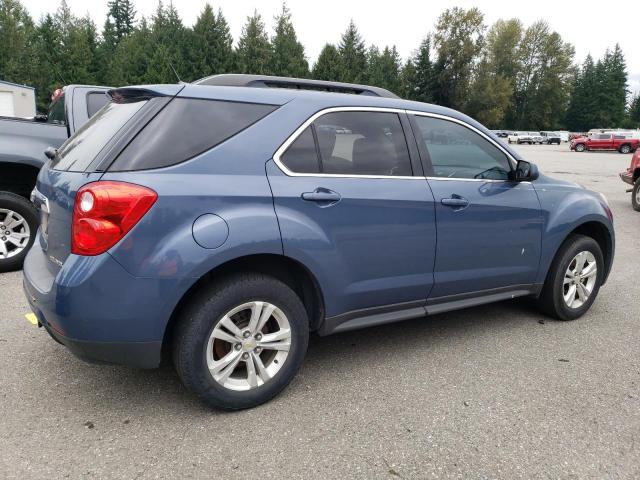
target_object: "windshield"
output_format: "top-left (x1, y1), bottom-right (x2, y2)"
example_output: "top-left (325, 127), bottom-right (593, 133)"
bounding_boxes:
top-left (51, 99), bottom-right (147, 172)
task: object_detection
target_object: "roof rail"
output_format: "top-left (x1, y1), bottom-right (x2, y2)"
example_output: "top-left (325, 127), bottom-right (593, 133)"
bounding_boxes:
top-left (192, 74), bottom-right (400, 99)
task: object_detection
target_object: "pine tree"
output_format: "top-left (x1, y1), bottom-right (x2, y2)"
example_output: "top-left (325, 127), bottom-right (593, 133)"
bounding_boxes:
top-left (0, 0), bottom-right (37, 86)
top-left (146, 1), bottom-right (189, 82)
top-left (338, 20), bottom-right (367, 83)
top-left (628, 94), bottom-right (640, 127)
top-left (367, 45), bottom-right (400, 94)
top-left (411, 37), bottom-right (437, 103)
top-left (236, 10), bottom-right (271, 75)
top-left (270, 4), bottom-right (308, 77)
top-left (601, 44), bottom-right (628, 127)
top-left (107, 0), bottom-right (136, 40)
top-left (312, 43), bottom-right (343, 81)
top-left (192, 4), bottom-right (234, 78)
top-left (399, 58), bottom-right (417, 100)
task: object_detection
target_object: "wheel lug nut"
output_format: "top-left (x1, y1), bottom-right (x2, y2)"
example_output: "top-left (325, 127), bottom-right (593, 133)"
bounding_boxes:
top-left (255, 347), bottom-right (262, 354)
top-left (243, 331), bottom-right (251, 338)
top-left (242, 352), bottom-right (249, 360)
top-left (255, 333), bottom-right (262, 341)
top-left (234, 344), bottom-right (242, 351)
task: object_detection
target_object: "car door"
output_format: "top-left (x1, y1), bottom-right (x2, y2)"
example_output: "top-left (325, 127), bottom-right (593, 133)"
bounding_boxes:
top-left (409, 113), bottom-right (543, 300)
top-left (266, 108), bottom-right (437, 319)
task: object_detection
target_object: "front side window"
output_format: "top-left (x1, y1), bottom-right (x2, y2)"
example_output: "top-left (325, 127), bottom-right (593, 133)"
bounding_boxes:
top-left (280, 111), bottom-right (413, 177)
top-left (412, 115), bottom-right (512, 180)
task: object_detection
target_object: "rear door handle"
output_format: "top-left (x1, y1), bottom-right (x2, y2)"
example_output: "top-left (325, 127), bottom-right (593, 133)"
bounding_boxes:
top-left (441, 195), bottom-right (469, 208)
top-left (302, 189), bottom-right (341, 203)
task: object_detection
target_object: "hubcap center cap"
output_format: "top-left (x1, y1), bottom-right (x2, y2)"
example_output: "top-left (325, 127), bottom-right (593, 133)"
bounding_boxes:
top-left (242, 338), bottom-right (257, 351)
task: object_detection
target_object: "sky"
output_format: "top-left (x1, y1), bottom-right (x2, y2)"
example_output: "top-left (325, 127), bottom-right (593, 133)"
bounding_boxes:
top-left (20, 0), bottom-right (640, 95)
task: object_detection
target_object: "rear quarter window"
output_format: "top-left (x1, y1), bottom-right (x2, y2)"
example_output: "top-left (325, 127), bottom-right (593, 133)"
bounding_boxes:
top-left (108, 98), bottom-right (277, 171)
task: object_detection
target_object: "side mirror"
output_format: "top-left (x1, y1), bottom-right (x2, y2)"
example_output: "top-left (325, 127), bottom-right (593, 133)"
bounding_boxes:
top-left (44, 146), bottom-right (57, 160)
top-left (510, 160), bottom-right (539, 181)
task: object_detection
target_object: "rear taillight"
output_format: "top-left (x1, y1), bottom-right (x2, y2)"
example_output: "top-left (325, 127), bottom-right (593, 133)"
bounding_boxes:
top-left (71, 181), bottom-right (157, 256)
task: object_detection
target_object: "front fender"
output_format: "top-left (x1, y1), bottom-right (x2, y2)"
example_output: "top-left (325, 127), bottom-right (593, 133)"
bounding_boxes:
top-left (535, 184), bottom-right (614, 284)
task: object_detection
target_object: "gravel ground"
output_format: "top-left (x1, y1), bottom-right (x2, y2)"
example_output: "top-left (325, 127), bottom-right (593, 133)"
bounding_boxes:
top-left (0, 144), bottom-right (638, 479)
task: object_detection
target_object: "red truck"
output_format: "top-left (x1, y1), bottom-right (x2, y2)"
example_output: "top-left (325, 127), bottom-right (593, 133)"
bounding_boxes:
top-left (620, 149), bottom-right (640, 211)
top-left (570, 133), bottom-right (640, 154)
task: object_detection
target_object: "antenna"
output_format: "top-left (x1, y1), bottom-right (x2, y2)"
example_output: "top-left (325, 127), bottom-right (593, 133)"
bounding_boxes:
top-left (169, 63), bottom-right (184, 84)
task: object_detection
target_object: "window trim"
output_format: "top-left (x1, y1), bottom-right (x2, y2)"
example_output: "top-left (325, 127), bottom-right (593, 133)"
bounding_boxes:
top-left (273, 106), bottom-right (419, 180)
top-left (273, 107), bottom-right (519, 181)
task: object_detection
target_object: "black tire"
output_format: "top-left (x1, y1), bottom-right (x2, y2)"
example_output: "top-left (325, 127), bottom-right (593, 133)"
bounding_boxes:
top-left (536, 234), bottom-right (604, 321)
top-left (575, 143), bottom-right (586, 152)
top-left (0, 192), bottom-right (39, 273)
top-left (619, 144), bottom-right (631, 154)
top-left (173, 273), bottom-right (309, 410)
top-left (632, 178), bottom-right (640, 212)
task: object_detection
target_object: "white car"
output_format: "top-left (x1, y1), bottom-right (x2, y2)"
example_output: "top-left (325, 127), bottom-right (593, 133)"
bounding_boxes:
top-left (508, 131), bottom-right (531, 144)
top-left (527, 132), bottom-right (544, 144)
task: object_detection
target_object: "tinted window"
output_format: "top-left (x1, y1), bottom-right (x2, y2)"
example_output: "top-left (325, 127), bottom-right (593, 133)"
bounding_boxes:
top-left (280, 126), bottom-right (320, 173)
top-left (413, 116), bottom-right (512, 180)
top-left (313, 111), bottom-right (412, 176)
top-left (110, 98), bottom-right (277, 171)
top-left (86, 92), bottom-right (110, 117)
top-left (52, 99), bottom-right (147, 171)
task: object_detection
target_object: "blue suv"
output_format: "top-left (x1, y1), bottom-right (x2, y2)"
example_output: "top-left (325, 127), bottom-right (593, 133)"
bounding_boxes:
top-left (23, 75), bottom-right (614, 409)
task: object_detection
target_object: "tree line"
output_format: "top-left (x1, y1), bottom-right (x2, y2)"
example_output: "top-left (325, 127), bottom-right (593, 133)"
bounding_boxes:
top-left (1, 0), bottom-right (638, 130)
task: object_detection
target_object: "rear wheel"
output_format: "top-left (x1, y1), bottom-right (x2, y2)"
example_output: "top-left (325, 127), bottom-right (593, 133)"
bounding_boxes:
top-left (632, 178), bottom-right (640, 212)
top-left (536, 235), bottom-right (603, 320)
top-left (173, 273), bottom-right (309, 410)
top-left (619, 144), bottom-right (631, 154)
top-left (0, 192), bottom-right (39, 272)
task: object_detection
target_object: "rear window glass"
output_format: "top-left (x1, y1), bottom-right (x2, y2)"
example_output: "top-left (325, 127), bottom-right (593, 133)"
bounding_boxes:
top-left (51, 99), bottom-right (147, 171)
top-left (86, 92), bottom-right (110, 117)
top-left (47, 96), bottom-right (66, 125)
top-left (109, 98), bottom-right (277, 171)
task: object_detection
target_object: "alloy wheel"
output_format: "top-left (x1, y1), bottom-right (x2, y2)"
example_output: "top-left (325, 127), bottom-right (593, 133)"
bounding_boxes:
top-left (206, 301), bottom-right (291, 391)
top-left (563, 251), bottom-right (597, 309)
top-left (0, 209), bottom-right (31, 260)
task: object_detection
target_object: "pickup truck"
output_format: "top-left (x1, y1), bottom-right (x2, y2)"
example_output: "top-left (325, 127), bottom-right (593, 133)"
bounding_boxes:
top-left (570, 133), bottom-right (640, 154)
top-left (0, 84), bottom-right (110, 271)
top-left (540, 131), bottom-right (561, 145)
top-left (620, 148), bottom-right (640, 211)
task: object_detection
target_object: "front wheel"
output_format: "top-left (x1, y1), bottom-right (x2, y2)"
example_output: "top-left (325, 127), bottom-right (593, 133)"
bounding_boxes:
top-left (536, 234), bottom-right (604, 320)
top-left (575, 143), bottom-right (586, 152)
top-left (173, 273), bottom-right (309, 410)
top-left (0, 192), bottom-right (39, 273)
top-left (632, 178), bottom-right (640, 212)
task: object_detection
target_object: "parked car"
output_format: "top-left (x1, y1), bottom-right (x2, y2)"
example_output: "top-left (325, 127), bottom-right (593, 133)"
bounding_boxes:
top-left (570, 133), bottom-right (640, 153)
top-left (23, 74), bottom-right (615, 410)
top-left (0, 85), bottom-right (111, 271)
top-left (558, 131), bottom-right (570, 143)
top-left (491, 130), bottom-right (510, 138)
top-left (508, 131), bottom-right (532, 144)
top-left (540, 131), bottom-right (562, 145)
top-left (619, 148), bottom-right (640, 211)
top-left (527, 132), bottom-right (544, 144)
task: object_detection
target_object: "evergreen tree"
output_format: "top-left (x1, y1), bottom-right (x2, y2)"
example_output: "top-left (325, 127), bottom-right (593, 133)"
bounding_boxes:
top-left (565, 55), bottom-right (599, 131)
top-left (192, 4), bottom-right (234, 78)
top-left (399, 58), bottom-right (417, 100)
top-left (600, 44), bottom-right (628, 127)
top-left (312, 43), bottom-right (343, 81)
top-left (0, 0), bottom-right (36, 85)
top-left (145, 1), bottom-right (190, 82)
top-left (236, 10), bottom-right (271, 75)
top-left (107, 0), bottom-right (136, 40)
top-left (628, 94), bottom-right (640, 127)
top-left (338, 20), bottom-right (367, 83)
top-left (411, 36), bottom-right (437, 103)
top-left (367, 45), bottom-right (400, 94)
top-left (270, 4), bottom-right (308, 77)
top-left (433, 7), bottom-right (485, 109)
top-left (110, 16), bottom-right (153, 85)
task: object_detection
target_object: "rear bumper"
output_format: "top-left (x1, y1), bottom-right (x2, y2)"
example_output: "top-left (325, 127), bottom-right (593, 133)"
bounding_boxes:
top-left (22, 238), bottom-right (186, 369)
top-left (620, 170), bottom-right (634, 186)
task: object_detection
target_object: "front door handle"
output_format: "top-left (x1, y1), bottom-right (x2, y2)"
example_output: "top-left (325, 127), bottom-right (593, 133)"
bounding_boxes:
top-left (302, 189), bottom-right (341, 203)
top-left (441, 195), bottom-right (469, 209)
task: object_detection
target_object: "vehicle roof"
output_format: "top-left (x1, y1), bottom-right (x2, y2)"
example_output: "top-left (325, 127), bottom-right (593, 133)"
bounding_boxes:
top-left (117, 83), bottom-right (525, 161)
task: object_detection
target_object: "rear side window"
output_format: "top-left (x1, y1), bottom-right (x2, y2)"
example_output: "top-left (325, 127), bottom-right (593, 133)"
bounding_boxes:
top-left (280, 111), bottom-right (413, 177)
top-left (109, 98), bottom-right (277, 171)
top-left (86, 92), bottom-right (110, 117)
top-left (413, 115), bottom-right (511, 180)
top-left (280, 126), bottom-right (320, 173)
top-left (52, 99), bottom-right (147, 171)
